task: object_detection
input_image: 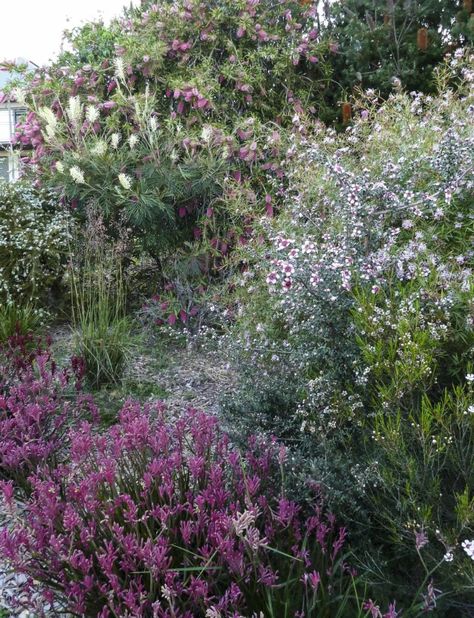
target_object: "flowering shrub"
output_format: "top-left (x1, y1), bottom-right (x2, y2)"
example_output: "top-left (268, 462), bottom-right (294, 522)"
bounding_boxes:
top-left (225, 52), bottom-right (474, 610)
top-left (0, 333), bottom-right (97, 492)
top-left (8, 0), bottom-right (333, 271)
top-left (0, 182), bottom-right (71, 314)
top-left (0, 404), bottom-right (366, 617)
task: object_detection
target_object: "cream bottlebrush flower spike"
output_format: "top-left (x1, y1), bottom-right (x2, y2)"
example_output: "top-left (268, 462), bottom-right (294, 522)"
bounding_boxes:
top-left (38, 107), bottom-right (58, 137)
top-left (114, 57), bottom-right (126, 82)
top-left (86, 105), bottom-right (100, 124)
top-left (118, 173), bottom-right (132, 190)
top-left (91, 141), bottom-right (107, 156)
top-left (69, 166), bottom-right (85, 184)
top-left (111, 133), bottom-right (121, 148)
top-left (67, 96), bottom-right (83, 127)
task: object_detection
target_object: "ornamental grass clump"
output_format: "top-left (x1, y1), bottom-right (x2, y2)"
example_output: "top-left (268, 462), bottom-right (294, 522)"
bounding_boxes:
top-left (70, 209), bottom-right (133, 389)
top-left (0, 333), bottom-right (97, 493)
top-left (0, 405), bottom-right (358, 617)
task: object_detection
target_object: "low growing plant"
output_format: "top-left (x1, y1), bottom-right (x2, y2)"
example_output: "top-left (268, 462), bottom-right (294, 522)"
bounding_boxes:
top-left (0, 333), bottom-right (97, 494)
top-left (0, 404), bottom-right (388, 618)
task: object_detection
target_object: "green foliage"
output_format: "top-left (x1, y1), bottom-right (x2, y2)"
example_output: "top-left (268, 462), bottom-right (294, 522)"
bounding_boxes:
top-left (325, 0), bottom-right (473, 124)
top-left (14, 0), bottom-right (333, 275)
top-left (225, 55), bottom-right (474, 610)
top-left (0, 303), bottom-right (40, 343)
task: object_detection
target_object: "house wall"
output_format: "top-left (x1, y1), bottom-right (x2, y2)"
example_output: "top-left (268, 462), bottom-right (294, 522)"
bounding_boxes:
top-left (0, 102), bottom-right (26, 182)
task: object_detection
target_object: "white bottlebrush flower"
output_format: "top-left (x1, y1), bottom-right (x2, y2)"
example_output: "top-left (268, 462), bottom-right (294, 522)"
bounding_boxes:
top-left (149, 116), bottom-right (158, 132)
top-left (55, 161), bottom-right (65, 173)
top-left (43, 125), bottom-right (56, 141)
top-left (114, 57), bottom-right (126, 82)
top-left (12, 87), bottom-right (27, 105)
top-left (38, 107), bottom-right (57, 128)
top-left (67, 96), bottom-right (83, 127)
top-left (86, 105), bottom-right (100, 124)
top-left (69, 166), bottom-right (85, 184)
top-left (118, 173), bottom-right (132, 190)
top-left (201, 125), bottom-right (212, 143)
top-left (128, 134), bottom-right (139, 149)
top-left (91, 141), bottom-right (107, 156)
top-left (111, 133), bottom-right (121, 149)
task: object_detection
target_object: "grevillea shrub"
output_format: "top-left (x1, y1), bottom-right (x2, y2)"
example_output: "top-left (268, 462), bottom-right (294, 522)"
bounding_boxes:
top-left (4, 0), bottom-right (333, 279)
top-left (0, 404), bottom-right (369, 618)
top-left (0, 333), bottom-right (97, 492)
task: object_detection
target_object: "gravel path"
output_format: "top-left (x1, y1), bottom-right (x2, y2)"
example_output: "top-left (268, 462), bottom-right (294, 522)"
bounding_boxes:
top-left (127, 343), bottom-right (237, 415)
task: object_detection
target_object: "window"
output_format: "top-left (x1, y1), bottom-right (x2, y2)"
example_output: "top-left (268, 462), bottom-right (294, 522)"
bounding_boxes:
top-left (0, 157), bottom-right (9, 181)
top-left (13, 108), bottom-right (27, 127)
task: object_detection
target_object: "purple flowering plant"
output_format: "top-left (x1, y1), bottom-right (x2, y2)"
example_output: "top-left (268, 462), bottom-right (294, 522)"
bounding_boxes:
top-left (0, 333), bottom-right (97, 493)
top-left (0, 403), bottom-right (361, 617)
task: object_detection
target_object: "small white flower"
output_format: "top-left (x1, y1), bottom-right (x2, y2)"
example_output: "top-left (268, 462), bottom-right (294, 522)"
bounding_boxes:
top-left (128, 134), bottom-right (139, 149)
top-left (91, 141), bottom-right (107, 156)
top-left (55, 161), bottom-right (65, 173)
top-left (468, 405), bottom-right (474, 415)
top-left (149, 116), bottom-right (158, 132)
top-left (462, 539), bottom-right (474, 560)
top-left (86, 105), bottom-right (100, 124)
top-left (161, 584), bottom-right (173, 603)
top-left (67, 96), bottom-right (83, 127)
top-left (466, 374), bottom-right (474, 382)
top-left (266, 271), bottom-right (279, 286)
top-left (301, 240), bottom-right (316, 254)
top-left (69, 166), bottom-right (85, 184)
top-left (118, 173), bottom-right (132, 190)
top-left (280, 262), bottom-right (295, 276)
top-left (276, 237), bottom-right (294, 251)
top-left (443, 551), bottom-right (454, 562)
top-left (111, 133), bottom-right (121, 149)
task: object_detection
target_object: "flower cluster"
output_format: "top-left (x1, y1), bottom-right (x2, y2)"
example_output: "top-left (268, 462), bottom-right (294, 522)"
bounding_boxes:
top-left (0, 405), bottom-right (353, 617)
top-left (6, 0), bottom-right (335, 290)
top-left (0, 333), bottom-right (96, 491)
top-left (0, 182), bottom-right (72, 310)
